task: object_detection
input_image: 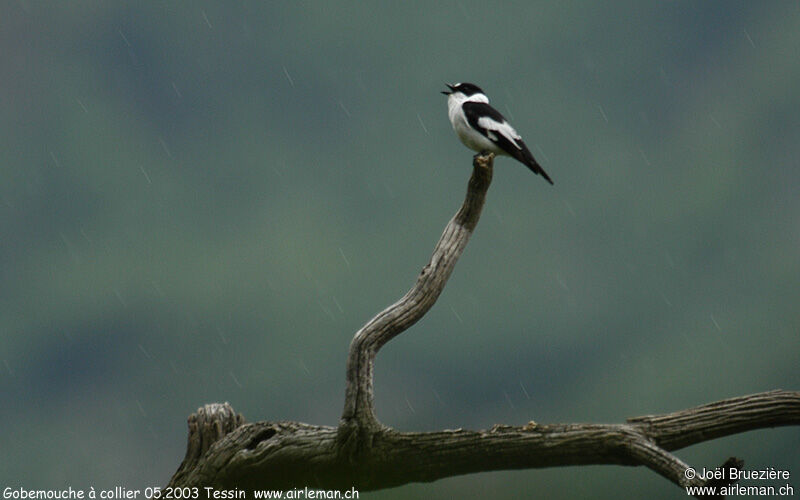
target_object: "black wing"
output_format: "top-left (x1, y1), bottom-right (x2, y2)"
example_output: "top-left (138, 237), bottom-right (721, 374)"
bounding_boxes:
top-left (462, 101), bottom-right (553, 185)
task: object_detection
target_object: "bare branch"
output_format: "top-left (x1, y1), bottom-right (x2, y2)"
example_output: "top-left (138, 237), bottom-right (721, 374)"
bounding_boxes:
top-left (340, 153), bottom-right (494, 433)
top-left (166, 156), bottom-right (799, 498)
top-left (168, 390), bottom-right (799, 494)
top-left (628, 389), bottom-right (800, 449)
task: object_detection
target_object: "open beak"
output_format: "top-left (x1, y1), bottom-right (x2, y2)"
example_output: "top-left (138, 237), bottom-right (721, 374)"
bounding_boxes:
top-left (441, 83), bottom-right (455, 95)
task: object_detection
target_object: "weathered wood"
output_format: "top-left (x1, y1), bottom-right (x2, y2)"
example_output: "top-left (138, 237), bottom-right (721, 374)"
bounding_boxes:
top-left (167, 155), bottom-right (799, 498)
top-left (169, 402), bottom-right (246, 487)
top-left (340, 153), bottom-right (494, 445)
top-left (168, 391), bottom-right (799, 495)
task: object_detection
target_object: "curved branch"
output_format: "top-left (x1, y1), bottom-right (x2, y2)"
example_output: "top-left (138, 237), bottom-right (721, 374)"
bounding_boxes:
top-left (340, 153), bottom-right (494, 432)
top-left (168, 390), bottom-right (800, 496)
top-left (166, 156), bottom-right (799, 498)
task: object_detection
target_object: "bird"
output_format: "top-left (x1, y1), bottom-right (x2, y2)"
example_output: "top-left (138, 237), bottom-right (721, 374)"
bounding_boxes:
top-left (442, 82), bottom-right (553, 185)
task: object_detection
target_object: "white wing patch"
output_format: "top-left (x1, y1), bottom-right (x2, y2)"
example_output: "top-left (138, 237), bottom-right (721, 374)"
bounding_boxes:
top-left (477, 116), bottom-right (522, 150)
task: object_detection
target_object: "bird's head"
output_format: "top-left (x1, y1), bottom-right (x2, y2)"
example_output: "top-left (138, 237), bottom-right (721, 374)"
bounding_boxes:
top-left (441, 82), bottom-right (485, 97)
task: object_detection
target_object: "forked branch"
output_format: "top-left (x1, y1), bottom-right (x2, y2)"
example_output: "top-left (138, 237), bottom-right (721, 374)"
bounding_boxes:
top-left (167, 155), bottom-right (799, 498)
top-left (168, 390), bottom-right (799, 496)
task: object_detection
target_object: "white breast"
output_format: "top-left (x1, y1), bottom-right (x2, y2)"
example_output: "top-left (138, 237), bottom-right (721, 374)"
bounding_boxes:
top-left (447, 94), bottom-right (505, 155)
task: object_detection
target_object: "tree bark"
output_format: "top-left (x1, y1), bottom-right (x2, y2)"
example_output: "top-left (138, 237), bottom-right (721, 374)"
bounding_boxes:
top-left (168, 390), bottom-right (799, 495)
top-left (339, 152), bottom-right (493, 449)
top-left (167, 155), bottom-right (799, 498)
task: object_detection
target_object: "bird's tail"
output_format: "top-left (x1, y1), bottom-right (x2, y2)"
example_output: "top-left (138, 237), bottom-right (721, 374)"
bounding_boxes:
top-left (525, 155), bottom-right (554, 185)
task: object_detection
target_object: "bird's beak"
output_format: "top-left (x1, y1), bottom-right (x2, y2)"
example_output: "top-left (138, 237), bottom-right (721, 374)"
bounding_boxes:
top-left (441, 83), bottom-right (455, 95)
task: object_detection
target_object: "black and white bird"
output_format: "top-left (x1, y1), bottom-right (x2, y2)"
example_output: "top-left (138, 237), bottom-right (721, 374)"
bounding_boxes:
top-left (442, 82), bottom-right (553, 185)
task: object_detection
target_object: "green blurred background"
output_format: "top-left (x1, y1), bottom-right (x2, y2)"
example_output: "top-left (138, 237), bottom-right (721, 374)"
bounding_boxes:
top-left (2, 1), bottom-right (799, 498)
